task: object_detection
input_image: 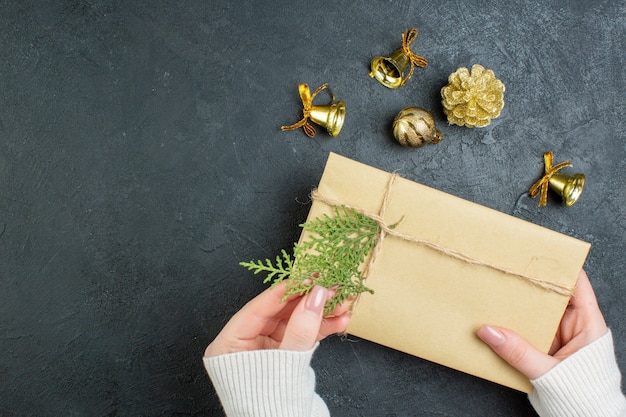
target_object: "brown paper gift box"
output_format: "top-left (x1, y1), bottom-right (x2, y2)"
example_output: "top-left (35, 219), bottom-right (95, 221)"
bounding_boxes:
top-left (300, 152), bottom-right (590, 392)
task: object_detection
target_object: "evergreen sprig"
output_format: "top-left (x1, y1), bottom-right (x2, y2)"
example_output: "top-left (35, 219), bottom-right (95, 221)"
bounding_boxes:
top-left (239, 206), bottom-right (378, 315)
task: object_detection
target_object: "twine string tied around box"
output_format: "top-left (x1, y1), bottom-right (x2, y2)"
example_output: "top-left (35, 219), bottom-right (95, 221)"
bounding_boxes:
top-left (310, 173), bottom-right (574, 297)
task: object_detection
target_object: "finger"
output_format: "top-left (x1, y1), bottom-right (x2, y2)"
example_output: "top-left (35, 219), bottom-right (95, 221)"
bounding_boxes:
top-left (566, 270), bottom-right (607, 333)
top-left (318, 312), bottom-right (352, 339)
top-left (317, 297), bottom-right (352, 339)
top-left (256, 289), bottom-right (348, 341)
top-left (280, 286), bottom-right (330, 351)
top-left (297, 292), bottom-right (352, 341)
top-left (270, 298), bottom-right (353, 343)
top-left (269, 310), bottom-right (352, 345)
top-left (221, 282), bottom-right (305, 339)
top-left (569, 270), bottom-right (597, 308)
top-left (554, 270), bottom-right (608, 355)
top-left (477, 325), bottom-right (559, 380)
top-left (569, 270), bottom-right (607, 330)
top-left (324, 295), bottom-right (353, 318)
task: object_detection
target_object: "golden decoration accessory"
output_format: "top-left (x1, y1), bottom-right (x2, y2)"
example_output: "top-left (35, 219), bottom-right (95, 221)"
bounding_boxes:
top-left (441, 64), bottom-right (505, 128)
top-left (281, 83), bottom-right (346, 137)
top-left (392, 107), bottom-right (443, 147)
top-left (369, 28), bottom-right (428, 89)
top-left (529, 151), bottom-right (585, 207)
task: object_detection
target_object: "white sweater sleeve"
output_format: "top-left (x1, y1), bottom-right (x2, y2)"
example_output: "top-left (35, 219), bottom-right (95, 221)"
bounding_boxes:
top-left (203, 345), bottom-right (330, 417)
top-left (529, 330), bottom-right (626, 417)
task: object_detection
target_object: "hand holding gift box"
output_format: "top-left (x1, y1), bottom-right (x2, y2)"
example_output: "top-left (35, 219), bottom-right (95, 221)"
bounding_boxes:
top-left (242, 152), bottom-right (590, 392)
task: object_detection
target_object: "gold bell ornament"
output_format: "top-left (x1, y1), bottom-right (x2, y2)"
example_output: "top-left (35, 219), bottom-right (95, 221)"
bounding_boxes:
top-left (392, 107), bottom-right (443, 147)
top-left (281, 83), bottom-right (346, 137)
top-left (529, 151), bottom-right (585, 207)
top-left (369, 28), bottom-right (428, 89)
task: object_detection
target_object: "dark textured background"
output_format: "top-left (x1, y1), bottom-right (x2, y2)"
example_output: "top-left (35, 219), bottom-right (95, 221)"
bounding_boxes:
top-left (0, 1), bottom-right (624, 416)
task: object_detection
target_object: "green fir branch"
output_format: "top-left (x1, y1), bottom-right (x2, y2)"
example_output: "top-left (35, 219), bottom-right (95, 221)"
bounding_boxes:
top-left (239, 249), bottom-right (294, 283)
top-left (239, 206), bottom-right (378, 315)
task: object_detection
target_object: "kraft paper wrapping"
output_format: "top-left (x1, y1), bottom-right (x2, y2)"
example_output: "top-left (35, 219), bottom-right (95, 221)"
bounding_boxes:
top-left (301, 153), bottom-right (590, 392)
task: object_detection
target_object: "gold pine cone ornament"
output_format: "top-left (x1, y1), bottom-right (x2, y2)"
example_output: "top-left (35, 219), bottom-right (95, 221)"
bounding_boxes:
top-left (441, 64), bottom-right (505, 128)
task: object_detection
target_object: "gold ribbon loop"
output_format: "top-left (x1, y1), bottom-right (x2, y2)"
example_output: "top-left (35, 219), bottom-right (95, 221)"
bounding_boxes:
top-left (281, 83), bottom-right (330, 137)
top-left (529, 151), bottom-right (573, 206)
top-left (401, 28), bottom-right (428, 86)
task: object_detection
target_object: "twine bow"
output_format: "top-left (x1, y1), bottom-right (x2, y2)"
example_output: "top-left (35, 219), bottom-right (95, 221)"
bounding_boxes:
top-left (400, 28), bottom-right (428, 86)
top-left (529, 151), bottom-right (573, 207)
top-left (281, 83), bottom-right (329, 137)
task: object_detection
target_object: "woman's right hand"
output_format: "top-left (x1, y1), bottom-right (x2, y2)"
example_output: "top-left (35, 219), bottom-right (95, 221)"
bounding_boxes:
top-left (478, 269), bottom-right (608, 380)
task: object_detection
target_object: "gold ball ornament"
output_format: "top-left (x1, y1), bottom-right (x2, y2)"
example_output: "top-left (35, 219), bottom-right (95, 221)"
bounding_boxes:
top-left (392, 107), bottom-right (443, 147)
top-left (441, 64), bottom-right (505, 128)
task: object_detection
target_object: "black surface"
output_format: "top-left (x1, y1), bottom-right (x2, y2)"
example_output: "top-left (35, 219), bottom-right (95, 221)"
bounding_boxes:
top-left (1, 1), bottom-right (624, 416)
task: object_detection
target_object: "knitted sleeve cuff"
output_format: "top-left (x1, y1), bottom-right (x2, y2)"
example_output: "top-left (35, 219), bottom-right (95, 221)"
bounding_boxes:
top-left (203, 344), bottom-right (329, 417)
top-left (529, 330), bottom-right (626, 417)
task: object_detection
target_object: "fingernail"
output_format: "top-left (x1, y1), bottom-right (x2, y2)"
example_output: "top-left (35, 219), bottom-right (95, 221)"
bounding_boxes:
top-left (478, 325), bottom-right (505, 347)
top-left (305, 286), bottom-right (327, 316)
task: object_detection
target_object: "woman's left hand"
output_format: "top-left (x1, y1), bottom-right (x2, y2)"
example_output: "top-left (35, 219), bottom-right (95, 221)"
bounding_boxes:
top-left (205, 282), bottom-right (351, 357)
